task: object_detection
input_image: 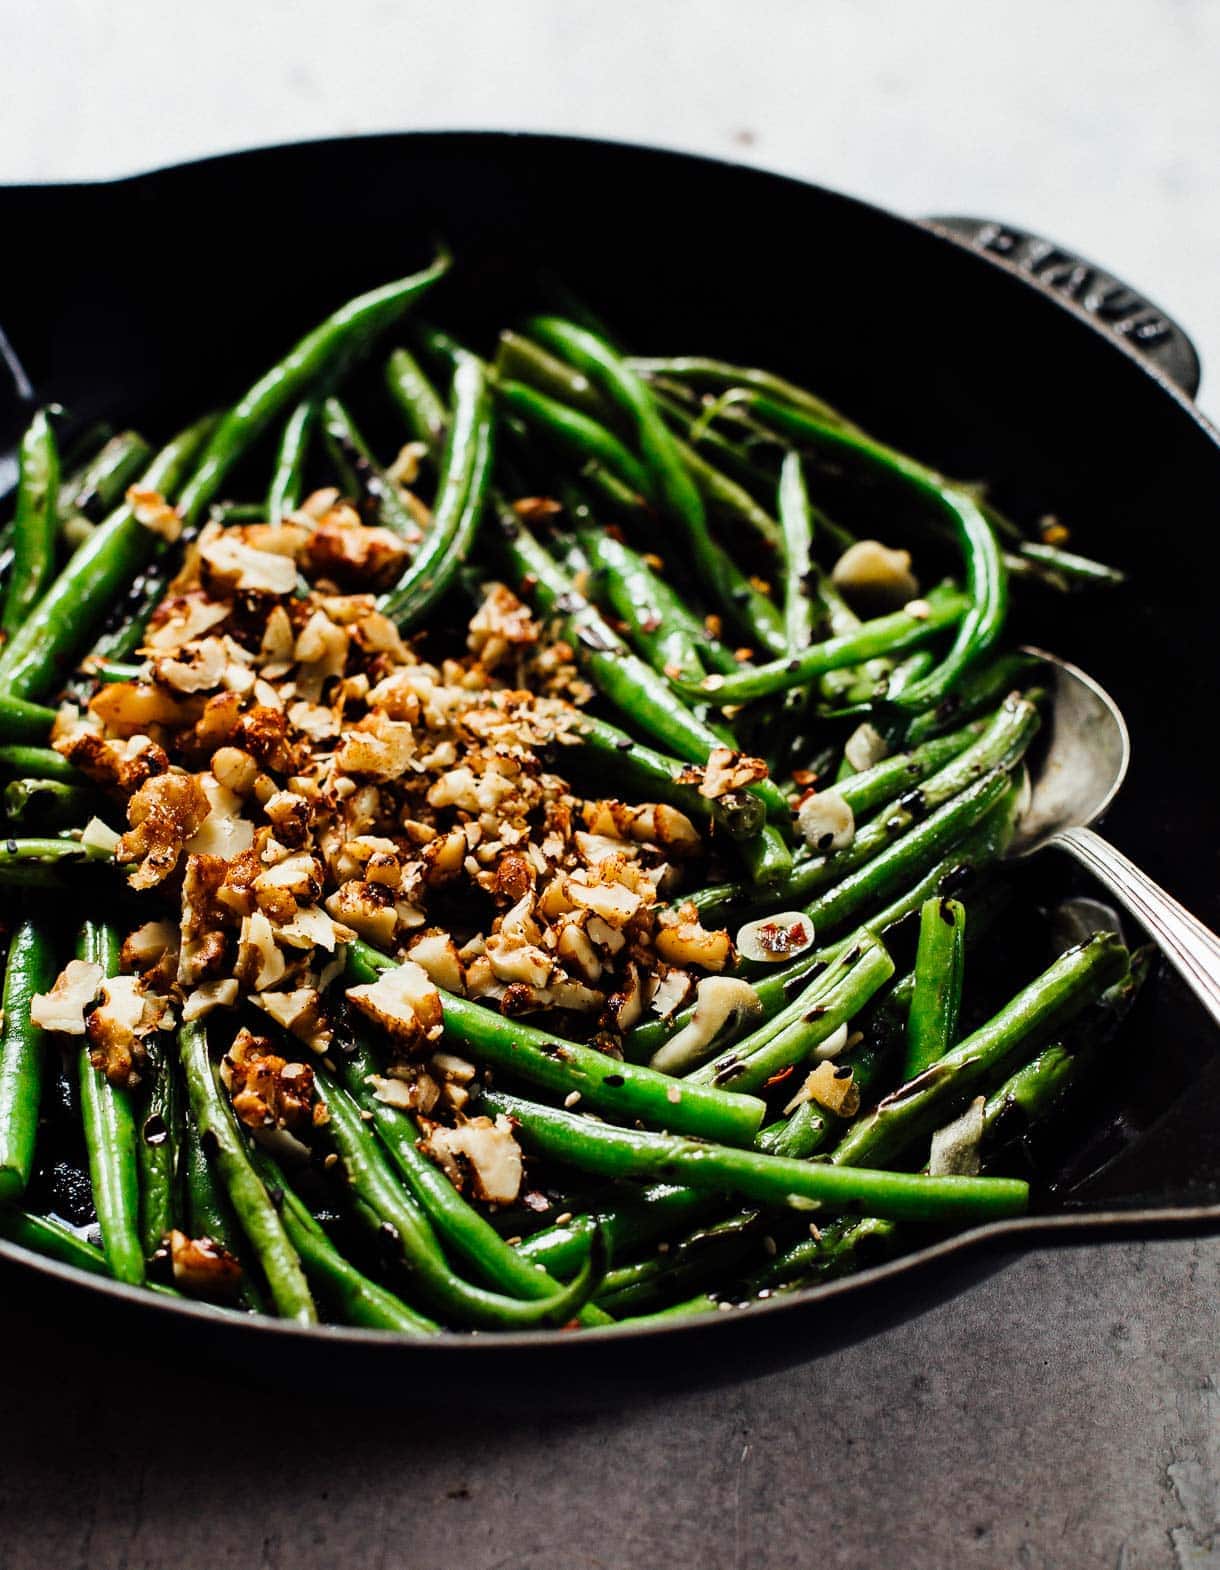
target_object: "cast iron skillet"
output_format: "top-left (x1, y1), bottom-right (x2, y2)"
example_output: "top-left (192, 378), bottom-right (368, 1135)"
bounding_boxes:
top-left (1, 132), bottom-right (1216, 1398)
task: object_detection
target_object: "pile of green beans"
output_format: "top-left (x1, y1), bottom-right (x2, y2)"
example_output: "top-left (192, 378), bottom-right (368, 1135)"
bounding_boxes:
top-left (0, 255), bottom-right (1147, 1338)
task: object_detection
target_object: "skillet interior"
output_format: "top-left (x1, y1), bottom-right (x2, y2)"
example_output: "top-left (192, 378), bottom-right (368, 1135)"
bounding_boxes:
top-left (0, 131), bottom-right (1216, 1390)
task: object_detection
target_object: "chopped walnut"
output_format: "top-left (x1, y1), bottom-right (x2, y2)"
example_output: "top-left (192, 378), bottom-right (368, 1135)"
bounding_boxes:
top-left (169, 1230), bottom-right (244, 1299)
top-left (117, 772), bottom-right (211, 889)
top-left (221, 1027), bottom-right (315, 1131)
top-left (697, 745), bottom-right (770, 800)
top-left (418, 1114), bottom-right (523, 1205)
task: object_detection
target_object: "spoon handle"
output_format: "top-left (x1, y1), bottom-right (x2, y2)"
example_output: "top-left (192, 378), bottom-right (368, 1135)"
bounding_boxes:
top-left (1054, 825), bottom-right (1220, 1029)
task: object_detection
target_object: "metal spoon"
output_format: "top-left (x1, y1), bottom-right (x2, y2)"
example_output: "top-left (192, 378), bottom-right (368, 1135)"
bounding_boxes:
top-left (1008, 648), bottom-right (1220, 1026)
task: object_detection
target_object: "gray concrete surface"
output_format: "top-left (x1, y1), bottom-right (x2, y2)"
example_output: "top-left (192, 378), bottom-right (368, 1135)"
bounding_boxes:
top-left (1, 4), bottom-right (1218, 1566)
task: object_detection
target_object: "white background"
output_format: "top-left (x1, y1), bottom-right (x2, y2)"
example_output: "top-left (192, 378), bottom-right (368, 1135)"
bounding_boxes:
top-left (3, 0), bottom-right (1219, 412)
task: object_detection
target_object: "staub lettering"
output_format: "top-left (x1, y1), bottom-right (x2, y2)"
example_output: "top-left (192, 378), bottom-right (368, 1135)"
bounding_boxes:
top-left (936, 213), bottom-right (1198, 391)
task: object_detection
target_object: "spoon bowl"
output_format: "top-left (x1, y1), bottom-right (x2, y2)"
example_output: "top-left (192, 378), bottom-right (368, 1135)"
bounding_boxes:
top-left (1006, 647), bottom-right (1130, 856)
top-left (1006, 648), bottom-right (1220, 1026)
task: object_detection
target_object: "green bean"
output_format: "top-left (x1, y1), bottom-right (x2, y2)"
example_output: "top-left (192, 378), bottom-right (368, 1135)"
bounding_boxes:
top-left (627, 356), bottom-right (859, 431)
top-left (778, 453), bottom-right (816, 652)
top-left (1015, 540), bottom-right (1125, 591)
top-left (577, 528), bottom-right (735, 680)
top-left (380, 354), bottom-right (494, 627)
top-left (2, 778), bottom-right (97, 830)
top-left (495, 330), bottom-right (617, 423)
top-left (904, 898), bottom-right (966, 1079)
top-left (0, 921), bottom-right (56, 1200)
top-left (246, 1146), bottom-right (438, 1335)
top-left (832, 932), bottom-right (1128, 1169)
top-left (904, 651), bottom-right (1040, 746)
top-left (75, 922), bottom-right (144, 1285)
top-left (181, 1109), bottom-right (264, 1313)
top-left (628, 825), bottom-right (1010, 1067)
top-left (832, 718), bottom-right (988, 818)
top-left (979, 951), bottom-right (1149, 1160)
top-left (321, 397), bottom-right (423, 544)
top-left (386, 346), bottom-right (449, 453)
top-left (482, 1087), bottom-right (1029, 1224)
top-left (0, 1207), bottom-right (109, 1277)
top-left (0, 698), bottom-right (57, 745)
top-left (687, 934), bottom-right (895, 1093)
top-left (0, 416), bottom-right (216, 700)
top-left (176, 254), bottom-right (449, 527)
top-left (136, 1045), bottom-right (181, 1260)
top-left (742, 396), bottom-right (1008, 710)
top-left (493, 338), bottom-right (768, 547)
top-left (497, 381), bottom-right (652, 497)
top-left (313, 1068), bottom-right (603, 1330)
top-left (3, 410), bottom-right (60, 636)
top-left (0, 837), bottom-right (115, 886)
top-left (692, 693), bottom-right (1038, 920)
top-left (178, 1019), bottom-right (315, 1323)
top-left (497, 508), bottom-right (792, 836)
top-left (60, 431), bottom-right (151, 526)
top-left (526, 318), bottom-right (786, 655)
top-left (749, 1215), bottom-right (898, 1294)
top-left (267, 398), bottom-right (317, 522)
top-left (346, 940), bottom-right (765, 1145)
top-left (674, 583), bottom-right (969, 705)
top-left (596, 1209), bottom-right (764, 1315)
top-left (515, 1185), bottom-right (721, 1277)
top-left (0, 746), bottom-right (79, 783)
top-left (803, 769), bottom-right (1016, 941)
top-left (329, 1043), bottom-right (610, 1327)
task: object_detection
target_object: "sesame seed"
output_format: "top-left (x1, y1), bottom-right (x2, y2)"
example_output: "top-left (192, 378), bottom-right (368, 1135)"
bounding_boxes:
top-left (666, 1085), bottom-right (682, 1103)
top-left (554, 1212), bottom-right (573, 1227)
top-left (564, 1090), bottom-right (582, 1108)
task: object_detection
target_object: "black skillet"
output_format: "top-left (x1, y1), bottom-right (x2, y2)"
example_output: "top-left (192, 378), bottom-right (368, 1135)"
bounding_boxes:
top-left (0, 132), bottom-right (1216, 1399)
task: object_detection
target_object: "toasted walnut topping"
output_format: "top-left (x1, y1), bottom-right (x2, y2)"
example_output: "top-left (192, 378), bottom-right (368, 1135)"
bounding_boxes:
top-left (419, 1114), bottom-right (523, 1205)
top-left (698, 746), bottom-right (769, 800)
top-left (346, 960), bottom-right (443, 1055)
top-left (128, 487), bottom-right (182, 543)
top-left (655, 906), bottom-right (733, 972)
top-left (221, 1027), bottom-right (315, 1131)
top-left (200, 533), bottom-right (299, 595)
top-left (182, 978), bottom-right (240, 1021)
top-left (248, 987), bottom-right (331, 1052)
top-left (118, 772), bottom-right (211, 889)
top-left (368, 1067), bottom-right (440, 1115)
top-left (302, 514), bottom-right (409, 587)
top-left (121, 920), bottom-right (178, 974)
top-left (85, 975), bottom-right (171, 1087)
top-left (467, 582), bottom-right (539, 669)
top-left (31, 960), bottom-right (104, 1035)
top-left (169, 1230), bottom-right (244, 1298)
top-left (68, 481), bottom-right (744, 1172)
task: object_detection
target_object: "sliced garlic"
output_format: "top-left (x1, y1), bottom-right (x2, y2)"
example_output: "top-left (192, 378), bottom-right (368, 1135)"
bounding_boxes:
top-left (831, 539), bottom-right (919, 610)
top-left (844, 722), bottom-right (887, 773)
top-left (797, 790), bottom-right (855, 855)
top-left (736, 911), bottom-right (815, 965)
top-left (649, 976), bottom-right (763, 1075)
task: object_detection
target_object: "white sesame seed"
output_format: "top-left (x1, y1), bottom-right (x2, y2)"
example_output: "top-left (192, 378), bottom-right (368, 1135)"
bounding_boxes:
top-left (564, 1090), bottom-right (582, 1109)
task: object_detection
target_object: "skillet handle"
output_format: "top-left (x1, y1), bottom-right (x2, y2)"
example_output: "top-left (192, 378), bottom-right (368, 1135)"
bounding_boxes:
top-left (924, 215), bottom-right (1201, 399)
